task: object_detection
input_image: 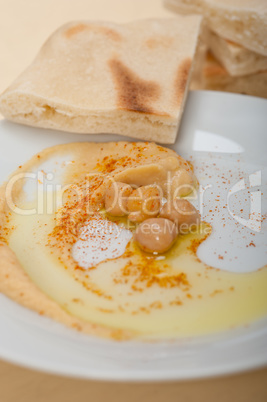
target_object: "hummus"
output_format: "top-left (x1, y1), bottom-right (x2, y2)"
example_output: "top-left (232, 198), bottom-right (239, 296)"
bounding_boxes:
top-left (0, 141), bottom-right (267, 340)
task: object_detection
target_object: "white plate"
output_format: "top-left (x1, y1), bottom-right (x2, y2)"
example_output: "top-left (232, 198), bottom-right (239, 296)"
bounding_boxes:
top-left (0, 90), bottom-right (266, 380)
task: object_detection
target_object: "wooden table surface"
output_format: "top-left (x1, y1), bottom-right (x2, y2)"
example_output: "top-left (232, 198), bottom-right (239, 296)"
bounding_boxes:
top-left (0, 0), bottom-right (266, 400)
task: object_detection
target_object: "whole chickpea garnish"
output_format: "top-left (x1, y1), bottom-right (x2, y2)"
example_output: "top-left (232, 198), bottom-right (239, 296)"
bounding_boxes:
top-left (159, 198), bottom-right (200, 234)
top-left (135, 218), bottom-right (178, 254)
top-left (127, 185), bottom-right (161, 223)
top-left (104, 182), bottom-right (133, 216)
top-left (161, 168), bottom-right (196, 198)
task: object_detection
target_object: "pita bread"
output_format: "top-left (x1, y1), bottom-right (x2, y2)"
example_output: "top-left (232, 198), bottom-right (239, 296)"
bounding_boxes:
top-left (208, 31), bottom-right (267, 76)
top-left (191, 53), bottom-right (267, 99)
top-left (0, 18), bottom-right (202, 144)
top-left (191, 41), bottom-right (208, 87)
top-left (164, 0), bottom-right (267, 56)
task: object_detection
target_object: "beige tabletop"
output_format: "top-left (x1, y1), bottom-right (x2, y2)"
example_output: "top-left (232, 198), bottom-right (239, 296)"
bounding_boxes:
top-left (0, 0), bottom-right (266, 400)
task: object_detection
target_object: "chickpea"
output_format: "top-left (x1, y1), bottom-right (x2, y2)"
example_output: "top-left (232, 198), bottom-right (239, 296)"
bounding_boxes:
top-left (158, 156), bottom-right (180, 171)
top-left (135, 218), bottom-right (178, 254)
top-left (104, 182), bottom-right (132, 216)
top-left (161, 168), bottom-right (195, 198)
top-left (159, 199), bottom-right (200, 234)
top-left (127, 185), bottom-right (161, 223)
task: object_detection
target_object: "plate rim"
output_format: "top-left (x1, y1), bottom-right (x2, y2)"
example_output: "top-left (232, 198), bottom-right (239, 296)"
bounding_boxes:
top-left (0, 90), bottom-right (267, 380)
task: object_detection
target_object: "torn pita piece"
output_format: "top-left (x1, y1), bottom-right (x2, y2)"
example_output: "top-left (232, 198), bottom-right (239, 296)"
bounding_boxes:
top-left (0, 18), bottom-right (202, 144)
top-left (207, 31), bottom-right (267, 77)
top-left (164, 0), bottom-right (267, 56)
top-left (191, 52), bottom-right (267, 99)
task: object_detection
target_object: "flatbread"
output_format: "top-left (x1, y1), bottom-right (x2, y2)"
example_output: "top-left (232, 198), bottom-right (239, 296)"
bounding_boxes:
top-left (0, 18), bottom-right (202, 144)
top-left (191, 52), bottom-right (267, 99)
top-left (191, 41), bottom-right (208, 88)
top-left (207, 31), bottom-right (267, 76)
top-left (164, 0), bottom-right (267, 56)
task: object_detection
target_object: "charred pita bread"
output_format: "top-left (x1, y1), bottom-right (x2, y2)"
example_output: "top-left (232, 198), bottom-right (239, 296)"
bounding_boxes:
top-left (0, 18), bottom-right (202, 144)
